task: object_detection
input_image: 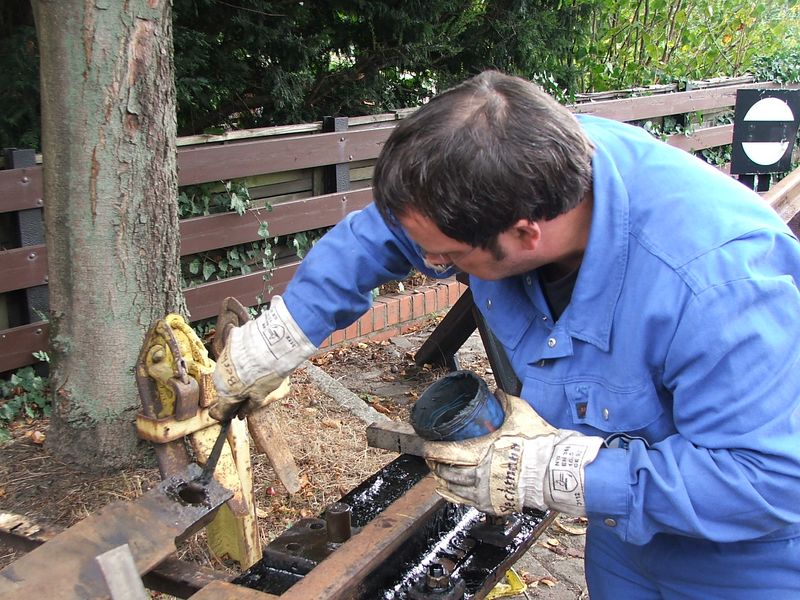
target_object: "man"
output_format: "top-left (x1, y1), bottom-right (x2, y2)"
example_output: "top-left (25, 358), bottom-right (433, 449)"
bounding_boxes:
top-left (210, 71), bottom-right (800, 598)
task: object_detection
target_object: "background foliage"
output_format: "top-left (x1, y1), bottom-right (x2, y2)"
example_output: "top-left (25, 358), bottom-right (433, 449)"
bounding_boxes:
top-left (2, 0), bottom-right (799, 437)
top-left (4, 0), bottom-right (797, 149)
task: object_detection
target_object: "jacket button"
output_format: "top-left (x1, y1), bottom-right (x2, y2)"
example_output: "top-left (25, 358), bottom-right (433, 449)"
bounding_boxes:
top-left (538, 359), bottom-right (547, 367)
top-left (602, 408), bottom-right (610, 420)
top-left (486, 298), bottom-right (492, 310)
top-left (526, 275), bottom-right (533, 285)
top-left (547, 337), bottom-right (557, 348)
top-left (604, 518), bottom-right (617, 527)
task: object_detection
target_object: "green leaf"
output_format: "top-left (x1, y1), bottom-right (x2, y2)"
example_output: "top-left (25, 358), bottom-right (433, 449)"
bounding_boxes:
top-left (203, 261), bottom-right (216, 281)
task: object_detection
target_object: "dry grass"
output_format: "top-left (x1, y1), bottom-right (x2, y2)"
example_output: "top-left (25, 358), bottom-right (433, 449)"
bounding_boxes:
top-left (0, 362), bottom-right (401, 576)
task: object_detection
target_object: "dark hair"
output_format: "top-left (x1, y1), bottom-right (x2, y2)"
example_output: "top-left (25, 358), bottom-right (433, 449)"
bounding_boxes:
top-left (373, 70), bottom-right (594, 248)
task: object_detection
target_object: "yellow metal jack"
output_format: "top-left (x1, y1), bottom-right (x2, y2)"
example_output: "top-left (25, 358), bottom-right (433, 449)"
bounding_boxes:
top-left (135, 314), bottom-right (261, 568)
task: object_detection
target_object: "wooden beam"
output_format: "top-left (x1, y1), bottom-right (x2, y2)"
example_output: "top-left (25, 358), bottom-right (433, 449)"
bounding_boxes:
top-left (765, 166), bottom-right (800, 224)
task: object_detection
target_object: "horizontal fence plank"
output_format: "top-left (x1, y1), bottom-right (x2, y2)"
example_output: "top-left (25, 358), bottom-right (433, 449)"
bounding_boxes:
top-left (570, 81), bottom-right (795, 122)
top-left (177, 126), bottom-right (394, 186)
top-left (0, 322), bottom-right (48, 373)
top-left (179, 188), bottom-right (373, 256)
top-left (665, 124), bottom-right (734, 153)
top-left (0, 245), bottom-right (48, 293)
top-left (184, 260), bottom-right (300, 321)
top-left (0, 167), bottom-right (43, 213)
top-left (3, 79), bottom-right (796, 371)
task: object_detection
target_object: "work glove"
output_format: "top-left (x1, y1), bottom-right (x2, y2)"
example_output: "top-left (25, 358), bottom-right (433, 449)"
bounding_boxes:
top-left (210, 295), bottom-right (316, 421)
top-left (421, 390), bottom-right (603, 516)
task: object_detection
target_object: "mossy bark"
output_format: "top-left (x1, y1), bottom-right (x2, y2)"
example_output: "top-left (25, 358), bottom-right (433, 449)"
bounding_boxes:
top-left (32, 0), bottom-right (184, 470)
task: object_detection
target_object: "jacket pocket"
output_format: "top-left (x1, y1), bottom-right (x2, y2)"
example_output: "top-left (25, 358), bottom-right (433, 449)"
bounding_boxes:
top-left (564, 378), bottom-right (669, 438)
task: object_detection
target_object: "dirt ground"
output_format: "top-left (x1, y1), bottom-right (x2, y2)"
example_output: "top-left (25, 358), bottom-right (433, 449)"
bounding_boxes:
top-left (0, 314), bottom-right (587, 598)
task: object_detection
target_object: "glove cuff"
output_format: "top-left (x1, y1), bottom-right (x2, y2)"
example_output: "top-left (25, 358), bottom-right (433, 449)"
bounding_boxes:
top-left (542, 434), bottom-right (603, 515)
top-left (229, 295), bottom-right (316, 386)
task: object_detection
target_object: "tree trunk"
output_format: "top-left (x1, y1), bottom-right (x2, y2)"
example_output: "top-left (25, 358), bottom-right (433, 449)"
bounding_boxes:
top-left (32, 0), bottom-right (183, 470)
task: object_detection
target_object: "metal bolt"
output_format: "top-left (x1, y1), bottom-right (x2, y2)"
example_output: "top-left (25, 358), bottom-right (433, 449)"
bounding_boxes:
top-left (425, 562), bottom-right (450, 591)
top-left (325, 501), bottom-right (352, 543)
top-left (28, 252), bottom-right (36, 260)
top-left (21, 176), bottom-right (29, 183)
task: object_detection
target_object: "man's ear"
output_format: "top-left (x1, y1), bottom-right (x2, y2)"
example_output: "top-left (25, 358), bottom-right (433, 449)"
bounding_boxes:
top-left (511, 219), bottom-right (541, 251)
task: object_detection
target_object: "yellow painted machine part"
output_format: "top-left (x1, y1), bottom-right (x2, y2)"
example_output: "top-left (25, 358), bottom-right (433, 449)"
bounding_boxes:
top-left (143, 314), bottom-right (216, 417)
top-left (138, 314), bottom-right (261, 568)
top-left (191, 418), bottom-right (261, 568)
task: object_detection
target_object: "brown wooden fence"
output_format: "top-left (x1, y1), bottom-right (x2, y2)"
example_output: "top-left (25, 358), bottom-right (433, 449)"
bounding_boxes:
top-left (2, 78), bottom-right (800, 373)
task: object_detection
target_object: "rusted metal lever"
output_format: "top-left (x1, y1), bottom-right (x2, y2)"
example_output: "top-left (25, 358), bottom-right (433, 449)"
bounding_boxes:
top-left (180, 418), bottom-right (232, 503)
top-left (213, 297), bottom-right (302, 494)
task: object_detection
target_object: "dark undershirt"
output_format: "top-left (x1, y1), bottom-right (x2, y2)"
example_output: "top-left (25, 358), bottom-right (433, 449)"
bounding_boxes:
top-left (539, 268), bottom-right (578, 321)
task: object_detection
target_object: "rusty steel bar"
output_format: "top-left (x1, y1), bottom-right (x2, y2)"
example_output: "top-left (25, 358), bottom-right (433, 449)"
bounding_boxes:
top-left (0, 465), bottom-right (232, 599)
top-left (282, 476), bottom-right (444, 599)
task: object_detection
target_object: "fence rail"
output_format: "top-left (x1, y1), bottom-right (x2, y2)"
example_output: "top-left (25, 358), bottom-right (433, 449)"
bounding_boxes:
top-left (2, 79), bottom-right (800, 372)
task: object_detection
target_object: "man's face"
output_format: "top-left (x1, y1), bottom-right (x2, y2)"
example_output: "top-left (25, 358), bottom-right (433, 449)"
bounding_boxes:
top-left (397, 210), bottom-right (542, 280)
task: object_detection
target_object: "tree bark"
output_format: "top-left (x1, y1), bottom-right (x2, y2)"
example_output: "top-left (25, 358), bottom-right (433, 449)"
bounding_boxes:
top-left (32, 0), bottom-right (183, 470)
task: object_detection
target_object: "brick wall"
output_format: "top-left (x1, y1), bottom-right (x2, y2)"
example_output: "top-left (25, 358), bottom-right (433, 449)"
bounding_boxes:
top-left (316, 277), bottom-right (468, 349)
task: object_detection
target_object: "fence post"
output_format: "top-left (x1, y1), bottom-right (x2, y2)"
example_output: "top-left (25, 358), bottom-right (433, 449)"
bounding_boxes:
top-left (322, 116), bottom-right (351, 194)
top-left (3, 148), bottom-right (49, 326)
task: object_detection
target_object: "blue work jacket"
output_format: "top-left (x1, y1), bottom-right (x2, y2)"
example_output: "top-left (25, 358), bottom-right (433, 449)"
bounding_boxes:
top-left (283, 115), bottom-right (800, 546)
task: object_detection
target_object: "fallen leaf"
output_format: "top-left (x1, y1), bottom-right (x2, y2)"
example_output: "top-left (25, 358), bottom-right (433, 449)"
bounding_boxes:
top-left (372, 402), bottom-right (393, 415)
top-left (546, 537), bottom-right (560, 547)
top-left (0, 487), bottom-right (6, 498)
top-left (26, 430), bottom-right (45, 445)
top-left (299, 508), bottom-right (314, 518)
top-left (540, 577), bottom-right (557, 587)
top-left (321, 417), bottom-right (341, 428)
top-left (553, 518), bottom-right (587, 536)
top-left (519, 570), bottom-right (536, 585)
top-left (256, 507), bottom-right (269, 519)
top-left (265, 486), bottom-right (277, 496)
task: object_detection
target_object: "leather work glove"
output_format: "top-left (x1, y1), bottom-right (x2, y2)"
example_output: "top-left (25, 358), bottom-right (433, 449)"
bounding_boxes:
top-left (421, 390), bottom-right (603, 516)
top-left (210, 296), bottom-right (316, 421)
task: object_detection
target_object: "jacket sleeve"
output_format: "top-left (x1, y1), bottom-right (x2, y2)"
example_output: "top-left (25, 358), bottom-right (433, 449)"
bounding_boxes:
top-left (281, 203), bottom-right (457, 346)
top-left (586, 265), bottom-right (800, 544)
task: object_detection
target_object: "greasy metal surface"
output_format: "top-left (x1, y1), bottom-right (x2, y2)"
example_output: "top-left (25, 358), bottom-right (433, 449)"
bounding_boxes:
top-left (235, 454), bottom-right (433, 595)
top-left (0, 464), bottom-right (232, 599)
top-left (279, 475), bottom-right (445, 599)
top-left (235, 454), bottom-right (555, 599)
top-left (407, 563), bottom-right (466, 600)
